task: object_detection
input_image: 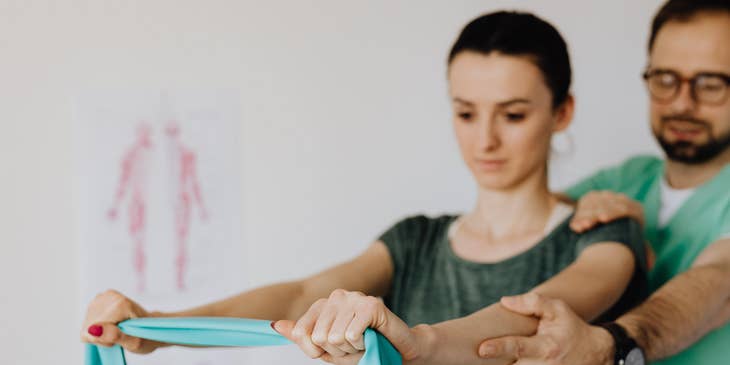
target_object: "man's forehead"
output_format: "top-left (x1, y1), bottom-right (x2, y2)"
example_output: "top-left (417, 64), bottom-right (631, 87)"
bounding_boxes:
top-left (649, 12), bottom-right (730, 74)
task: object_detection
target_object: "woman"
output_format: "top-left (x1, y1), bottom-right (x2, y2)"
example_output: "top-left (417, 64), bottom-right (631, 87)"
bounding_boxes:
top-left (81, 11), bottom-right (647, 365)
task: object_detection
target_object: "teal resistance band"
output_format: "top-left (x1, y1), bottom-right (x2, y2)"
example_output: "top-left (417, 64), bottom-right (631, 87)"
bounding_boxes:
top-left (85, 317), bottom-right (402, 365)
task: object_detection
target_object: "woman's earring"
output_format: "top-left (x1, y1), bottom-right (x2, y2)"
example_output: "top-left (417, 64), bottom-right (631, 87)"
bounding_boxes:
top-left (551, 131), bottom-right (574, 157)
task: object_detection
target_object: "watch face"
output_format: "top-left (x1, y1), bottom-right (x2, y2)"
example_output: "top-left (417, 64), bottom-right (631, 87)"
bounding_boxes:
top-left (625, 348), bottom-right (646, 365)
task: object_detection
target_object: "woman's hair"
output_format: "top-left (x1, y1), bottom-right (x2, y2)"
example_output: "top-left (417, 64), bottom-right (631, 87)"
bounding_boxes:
top-left (448, 11), bottom-right (572, 109)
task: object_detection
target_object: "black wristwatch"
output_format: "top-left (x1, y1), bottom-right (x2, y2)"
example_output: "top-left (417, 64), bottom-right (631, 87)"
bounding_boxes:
top-left (598, 322), bottom-right (646, 365)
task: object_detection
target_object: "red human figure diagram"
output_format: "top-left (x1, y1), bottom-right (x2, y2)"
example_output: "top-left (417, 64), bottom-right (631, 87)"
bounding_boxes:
top-left (166, 122), bottom-right (208, 291)
top-left (108, 123), bottom-right (153, 293)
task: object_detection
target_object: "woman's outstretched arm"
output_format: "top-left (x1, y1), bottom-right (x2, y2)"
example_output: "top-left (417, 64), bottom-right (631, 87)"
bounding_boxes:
top-left (80, 241), bottom-right (394, 354)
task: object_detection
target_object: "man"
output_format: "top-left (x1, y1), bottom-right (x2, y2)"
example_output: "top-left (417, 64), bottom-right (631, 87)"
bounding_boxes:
top-left (478, 0), bottom-right (730, 364)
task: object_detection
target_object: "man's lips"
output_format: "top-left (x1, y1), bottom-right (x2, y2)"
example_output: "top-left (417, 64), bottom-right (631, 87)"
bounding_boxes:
top-left (668, 127), bottom-right (701, 139)
top-left (665, 121), bottom-right (705, 140)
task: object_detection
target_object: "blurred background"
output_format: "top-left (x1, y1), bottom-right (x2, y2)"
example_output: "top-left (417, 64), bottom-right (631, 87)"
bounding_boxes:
top-left (0, 0), bottom-right (664, 364)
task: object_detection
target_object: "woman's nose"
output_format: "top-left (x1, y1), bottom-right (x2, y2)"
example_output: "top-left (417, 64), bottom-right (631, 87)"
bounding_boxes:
top-left (478, 118), bottom-right (500, 152)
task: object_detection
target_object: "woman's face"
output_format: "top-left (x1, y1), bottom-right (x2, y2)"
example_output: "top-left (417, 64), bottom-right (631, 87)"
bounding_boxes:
top-left (448, 51), bottom-right (572, 190)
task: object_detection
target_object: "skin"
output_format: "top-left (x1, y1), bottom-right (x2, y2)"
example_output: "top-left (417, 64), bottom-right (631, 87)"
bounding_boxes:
top-left (272, 52), bottom-right (635, 365)
top-left (81, 51), bottom-right (639, 365)
top-left (477, 11), bottom-right (730, 365)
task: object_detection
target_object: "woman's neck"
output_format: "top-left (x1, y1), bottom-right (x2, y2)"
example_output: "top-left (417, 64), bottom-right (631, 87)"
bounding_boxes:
top-left (464, 171), bottom-right (556, 241)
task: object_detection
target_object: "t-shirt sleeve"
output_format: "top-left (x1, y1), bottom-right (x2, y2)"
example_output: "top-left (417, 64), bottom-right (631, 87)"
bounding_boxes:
top-left (574, 218), bottom-right (649, 275)
top-left (565, 156), bottom-right (661, 201)
top-left (720, 217), bottom-right (730, 240)
top-left (565, 168), bottom-right (619, 201)
top-left (377, 215), bottom-right (428, 275)
top-left (575, 218), bottom-right (650, 321)
top-left (718, 197), bottom-right (730, 240)
top-left (720, 215), bottom-right (730, 240)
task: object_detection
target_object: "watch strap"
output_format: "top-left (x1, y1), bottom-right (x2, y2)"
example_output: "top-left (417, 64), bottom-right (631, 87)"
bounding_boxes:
top-left (598, 322), bottom-right (639, 365)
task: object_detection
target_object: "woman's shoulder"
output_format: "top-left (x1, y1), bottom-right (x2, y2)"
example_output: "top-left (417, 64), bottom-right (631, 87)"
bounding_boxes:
top-left (377, 214), bottom-right (458, 265)
top-left (382, 213), bottom-right (458, 238)
top-left (573, 218), bottom-right (646, 259)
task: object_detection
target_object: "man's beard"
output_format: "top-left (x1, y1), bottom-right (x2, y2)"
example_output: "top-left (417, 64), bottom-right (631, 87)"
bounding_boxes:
top-left (654, 115), bottom-right (730, 164)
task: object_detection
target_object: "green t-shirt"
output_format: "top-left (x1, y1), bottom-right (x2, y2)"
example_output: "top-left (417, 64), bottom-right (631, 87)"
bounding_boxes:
top-left (378, 214), bottom-right (647, 326)
top-left (566, 155), bottom-right (730, 365)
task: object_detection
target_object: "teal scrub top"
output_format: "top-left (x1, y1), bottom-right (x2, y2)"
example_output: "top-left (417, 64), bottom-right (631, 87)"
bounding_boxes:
top-left (566, 155), bottom-right (730, 365)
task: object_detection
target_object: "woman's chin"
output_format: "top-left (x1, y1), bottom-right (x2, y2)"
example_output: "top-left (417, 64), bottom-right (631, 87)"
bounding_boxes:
top-left (473, 175), bottom-right (516, 191)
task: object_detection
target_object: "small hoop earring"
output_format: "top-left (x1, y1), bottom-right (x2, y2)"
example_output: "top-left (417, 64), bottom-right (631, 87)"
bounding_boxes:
top-left (551, 131), bottom-right (575, 157)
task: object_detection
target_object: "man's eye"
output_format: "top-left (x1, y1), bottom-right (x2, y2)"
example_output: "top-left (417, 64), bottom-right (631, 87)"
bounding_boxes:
top-left (697, 78), bottom-right (724, 92)
top-left (657, 74), bottom-right (678, 88)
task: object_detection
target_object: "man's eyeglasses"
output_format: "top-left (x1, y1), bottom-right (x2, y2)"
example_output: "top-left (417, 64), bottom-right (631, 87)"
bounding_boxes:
top-left (642, 69), bottom-right (730, 105)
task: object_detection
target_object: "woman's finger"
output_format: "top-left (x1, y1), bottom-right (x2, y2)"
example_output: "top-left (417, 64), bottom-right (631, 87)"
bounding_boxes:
top-left (343, 310), bottom-right (370, 351)
top-left (311, 300), bottom-right (348, 357)
top-left (83, 323), bottom-right (126, 347)
top-left (328, 308), bottom-right (360, 354)
top-left (292, 300), bottom-right (327, 359)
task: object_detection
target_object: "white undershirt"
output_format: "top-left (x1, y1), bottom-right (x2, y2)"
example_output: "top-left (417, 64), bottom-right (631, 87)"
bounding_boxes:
top-left (660, 178), bottom-right (730, 240)
top-left (659, 177), bottom-right (695, 228)
top-left (543, 202), bottom-right (575, 234)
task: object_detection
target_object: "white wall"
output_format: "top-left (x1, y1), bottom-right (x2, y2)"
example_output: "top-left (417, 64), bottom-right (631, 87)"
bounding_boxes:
top-left (0, 1), bottom-right (664, 364)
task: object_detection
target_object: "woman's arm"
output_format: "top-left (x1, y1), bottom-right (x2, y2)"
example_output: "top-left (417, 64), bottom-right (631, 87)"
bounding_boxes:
top-left (81, 241), bottom-right (394, 353)
top-left (415, 242), bottom-right (635, 365)
top-left (165, 242), bottom-right (394, 320)
top-left (280, 241), bottom-right (636, 365)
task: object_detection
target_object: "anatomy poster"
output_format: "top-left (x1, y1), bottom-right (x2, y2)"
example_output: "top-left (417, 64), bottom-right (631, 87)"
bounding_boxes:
top-left (75, 91), bottom-right (246, 364)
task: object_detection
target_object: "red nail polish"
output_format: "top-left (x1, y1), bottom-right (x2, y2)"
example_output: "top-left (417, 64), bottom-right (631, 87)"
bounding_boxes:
top-left (88, 325), bottom-right (103, 337)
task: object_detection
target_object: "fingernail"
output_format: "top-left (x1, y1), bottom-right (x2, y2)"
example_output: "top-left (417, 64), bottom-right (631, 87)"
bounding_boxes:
top-left (88, 325), bottom-right (103, 337)
top-left (480, 345), bottom-right (496, 357)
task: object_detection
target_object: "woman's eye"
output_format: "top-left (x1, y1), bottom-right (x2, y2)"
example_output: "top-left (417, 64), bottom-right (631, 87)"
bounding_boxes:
top-left (505, 113), bottom-right (525, 122)
top-left (458, 112), bottom-right (473, 121)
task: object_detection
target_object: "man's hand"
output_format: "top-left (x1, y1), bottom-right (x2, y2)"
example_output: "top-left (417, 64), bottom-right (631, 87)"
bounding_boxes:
top-left (477, 293), bottom-right (615, 365)
top-left (570, 191), bottom-right (644, 232)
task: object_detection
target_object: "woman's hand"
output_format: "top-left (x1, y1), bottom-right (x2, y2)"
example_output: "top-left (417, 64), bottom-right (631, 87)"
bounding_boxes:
top-left (570, 191), bottom-right (645, 232)
top-left (80, 289), bottom-right (166, 354)
top-left (273, 289), bottom-right (424, 363)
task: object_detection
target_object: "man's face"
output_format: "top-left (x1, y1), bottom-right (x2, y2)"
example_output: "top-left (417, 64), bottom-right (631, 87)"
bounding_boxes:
top-left (648, 12), bottom-right (730, 164)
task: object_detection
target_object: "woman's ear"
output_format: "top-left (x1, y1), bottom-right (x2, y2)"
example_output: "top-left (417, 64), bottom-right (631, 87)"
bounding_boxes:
top-left (553, 94), bottom-right (575, 132)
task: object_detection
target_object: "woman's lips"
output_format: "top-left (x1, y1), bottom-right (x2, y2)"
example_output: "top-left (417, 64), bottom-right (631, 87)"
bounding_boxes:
top-left (475, 159), bottom-right (506, 171)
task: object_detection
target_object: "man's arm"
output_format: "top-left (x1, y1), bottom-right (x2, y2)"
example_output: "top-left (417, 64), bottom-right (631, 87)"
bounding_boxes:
top-left (476, 238), bottom-right (730, 364)
top-left (616, 238), bottom-right (730, 360)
